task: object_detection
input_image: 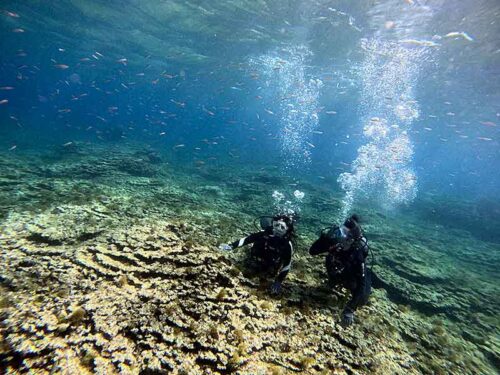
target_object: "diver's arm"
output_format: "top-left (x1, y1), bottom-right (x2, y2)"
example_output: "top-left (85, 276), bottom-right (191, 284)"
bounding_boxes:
top-left (275, 241), bottom-right (293, 283)
top-left (230, 231), bottom-right (266, 249)
top-left (309, 235), bottom-right (333, 256)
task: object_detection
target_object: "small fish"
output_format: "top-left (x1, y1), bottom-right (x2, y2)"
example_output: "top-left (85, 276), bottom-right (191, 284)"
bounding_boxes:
top-left (0, 86), bottom-right (14, 90)
top-left (173, 144), bottom-right (185, 149)
top-left (117, 58), bottom-right (127, 65)
top-left (3, 10), bottom-right (20, 18)
top-left (9, 145), bottom-right (17, 150)
top-left (480, 121), bottom-right (496, 127)
top-left (54, 64), bottom-right (69, 69)
top-left (80, 57), bottom-right (91, 62)
top-left (202, 106), bottom-right (215, 116)
top-left (444, 31), bottom-right (474, 42)
top-left (58, 108), bottom-right (71, 113)
top-left (12, 28), bottom-right (24, 33)
top-left (306, 142), bottom-right (315, 148)
top-left (424, 127), bottom-right (432, 131)
top-left (400, 39), bottom-right (439, 47)
top-left (95, 51), bottom-right (104, 57)
top-left (170, 99), bottom-right (186, 107)
top-left (0, 99), bottom-right (9, 105)
top-left (312, 130), bottom-right (323, 134)
top-left (325, 110), bottom-right (337, 115)
top-left (264, 109), bottom-right (274, 115)
top-left (477, 137), bottom-right (492, 141)
top-left (159, 132), bottom-right (166, 136)
top-left (63, 142), bottom-right (73, 147)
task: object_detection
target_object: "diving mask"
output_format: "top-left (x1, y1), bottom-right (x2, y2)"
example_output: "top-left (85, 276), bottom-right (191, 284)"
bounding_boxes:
top-left (272, 219), bottom-right (288, 237)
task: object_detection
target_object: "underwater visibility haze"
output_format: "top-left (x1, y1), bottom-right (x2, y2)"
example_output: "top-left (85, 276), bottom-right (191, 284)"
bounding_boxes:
top-left (0, 1), bottom-right (499, 374)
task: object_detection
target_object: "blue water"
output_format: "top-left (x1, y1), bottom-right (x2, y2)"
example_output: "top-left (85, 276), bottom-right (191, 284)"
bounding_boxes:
top-left (1, 1), bottom-right (498, 209)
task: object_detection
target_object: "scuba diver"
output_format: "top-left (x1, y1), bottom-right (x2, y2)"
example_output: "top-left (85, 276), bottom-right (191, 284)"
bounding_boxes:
top-left (309, 214), bottom-right (371, 326)
top-left (218, 214), bottom-right (295, 295)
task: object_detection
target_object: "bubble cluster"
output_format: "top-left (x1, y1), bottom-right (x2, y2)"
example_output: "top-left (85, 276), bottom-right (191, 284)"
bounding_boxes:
top-left (339, 36), bottom-right (433, 217)
top-left (251, 46), bottom-right (323, 170)
top-left (272, 189), bottom-right (305, 216)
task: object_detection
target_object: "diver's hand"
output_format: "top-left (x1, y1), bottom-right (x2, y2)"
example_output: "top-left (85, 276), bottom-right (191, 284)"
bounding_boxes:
top-left (218, 243), bottom-right (233, 251)
top-left (269, 281), bottom-right (282, 295)
top-left (341, 308), bottom-right (355, 326)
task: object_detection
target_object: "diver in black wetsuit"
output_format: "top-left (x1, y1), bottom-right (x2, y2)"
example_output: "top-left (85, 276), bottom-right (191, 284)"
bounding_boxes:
top-left (309, 214), bottom-right (371, 326)
top-left (219, 215), bottom-right (295, 295)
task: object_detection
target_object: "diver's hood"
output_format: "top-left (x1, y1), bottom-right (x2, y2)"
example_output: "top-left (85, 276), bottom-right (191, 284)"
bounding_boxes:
top-left (260, 216), bottom-right (273, 230)
top-left (324, 225), bottom-right (350, 242)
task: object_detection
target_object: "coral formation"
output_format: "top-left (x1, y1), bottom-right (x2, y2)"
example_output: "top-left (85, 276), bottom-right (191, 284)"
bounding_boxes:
top-left (0, 147), bottom-right (498, 374)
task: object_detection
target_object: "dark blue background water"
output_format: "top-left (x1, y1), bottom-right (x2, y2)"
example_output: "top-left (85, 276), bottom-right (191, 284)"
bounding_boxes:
top-left (0, 0), bottom-right (499, 204)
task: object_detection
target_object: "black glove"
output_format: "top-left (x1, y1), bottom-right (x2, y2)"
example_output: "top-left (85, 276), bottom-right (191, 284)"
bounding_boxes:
top-left (270, 281), bottom-right (282, 295)
top-left (341, 308), bottom-right (355, 326)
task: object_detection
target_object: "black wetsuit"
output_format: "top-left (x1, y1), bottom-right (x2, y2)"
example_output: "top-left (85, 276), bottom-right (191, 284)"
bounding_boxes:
top-left (230, 229), bottom-right (293, 283)
top-left (309, 232), bottom-right (371, 313)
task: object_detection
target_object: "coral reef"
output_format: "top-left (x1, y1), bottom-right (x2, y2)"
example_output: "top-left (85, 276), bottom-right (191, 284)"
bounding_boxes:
top-left (0, 147), bottom-right (498, 374)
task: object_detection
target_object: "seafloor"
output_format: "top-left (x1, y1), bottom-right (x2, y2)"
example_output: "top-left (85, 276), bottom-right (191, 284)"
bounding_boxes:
top-left (0, 142), bottom-right (498, 375)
